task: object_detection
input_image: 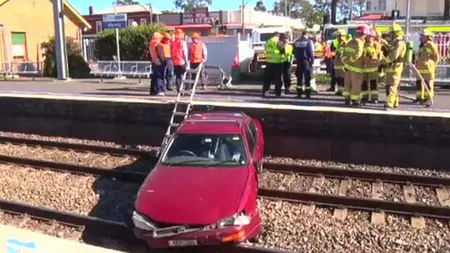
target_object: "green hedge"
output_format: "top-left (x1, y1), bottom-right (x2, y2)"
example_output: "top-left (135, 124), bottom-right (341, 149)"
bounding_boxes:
top-left (41, 37), bottom-right (91, 78)
top-left (94, 24), bottom-right (167, 61)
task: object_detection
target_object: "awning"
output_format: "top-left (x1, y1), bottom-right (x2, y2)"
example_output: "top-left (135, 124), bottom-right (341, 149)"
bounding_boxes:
top-left (355, 14), bottom-right (384, 20)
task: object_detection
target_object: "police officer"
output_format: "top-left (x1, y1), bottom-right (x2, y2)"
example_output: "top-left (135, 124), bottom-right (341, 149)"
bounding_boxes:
top-left (293, 30), bottom-right (314, 98)
top-left (281, 33), bottom-right (294, 94)
top-left (262, 32), bottom-right (284, 97)
top-left (414, 29), bottom-right (440, 106)
top-left (380, 24), bottom-right (407, 109)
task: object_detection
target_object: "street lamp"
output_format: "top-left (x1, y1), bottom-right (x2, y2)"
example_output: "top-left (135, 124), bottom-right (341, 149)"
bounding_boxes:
top-left (113, 0), bottom-right (123, 78)
top-left (149, 0), bottom-right (153, 25)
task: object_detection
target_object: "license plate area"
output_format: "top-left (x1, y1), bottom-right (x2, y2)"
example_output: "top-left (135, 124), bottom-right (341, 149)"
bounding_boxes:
top-left (168, 240), bottom-right (198, 247)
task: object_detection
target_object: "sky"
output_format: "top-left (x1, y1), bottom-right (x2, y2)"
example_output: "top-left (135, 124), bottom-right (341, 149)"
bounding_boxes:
top-left (70, 0), bottom-right (256, 15)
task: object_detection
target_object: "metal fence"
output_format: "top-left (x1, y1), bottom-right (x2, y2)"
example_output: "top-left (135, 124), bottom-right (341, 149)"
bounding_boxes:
top-left (89, 61), bottom-right (152, 83)
top-left (401, 64), bottom-right (450, 86)
top-left (0, 61), bottom-right (43, 80)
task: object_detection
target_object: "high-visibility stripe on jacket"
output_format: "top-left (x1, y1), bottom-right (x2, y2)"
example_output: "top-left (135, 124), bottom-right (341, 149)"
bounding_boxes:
top-left (162, 43), bottom-right (171, 58)
top-left (265, 37), bottom-right (282, 63)
top-left (416, 41), bottom-right (440, 76)
top-left (189, 41), bottom-right (204, 64)
top-left (343, 37), bottom-right (365, 73)
top-left (171, 39), bottom-right (186, 66)
top-left (363, 40), bottom-right (381, 73)
top-left (334, 40), bottom-right (347, 69)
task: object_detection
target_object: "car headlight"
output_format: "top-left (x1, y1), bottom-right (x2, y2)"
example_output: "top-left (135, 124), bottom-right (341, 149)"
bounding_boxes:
top-left (132, 211), bottom-right (157, 231)
top-left (217, 213), bottom-right (251, 228)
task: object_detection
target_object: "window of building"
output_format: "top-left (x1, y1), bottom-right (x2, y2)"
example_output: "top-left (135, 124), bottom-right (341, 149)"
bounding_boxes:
top-left (11, 32), bottom-right (26, 59)
top-left (140, 18), bottom-right (147, 26)
top-left (96, 21), bottom-right (102, 33)
top-left (128, 19), bottom-right (135, 26)
top-left (366, 1), bottom-right (372, 10)
top-left (378, 0), bottom-right (386, 10)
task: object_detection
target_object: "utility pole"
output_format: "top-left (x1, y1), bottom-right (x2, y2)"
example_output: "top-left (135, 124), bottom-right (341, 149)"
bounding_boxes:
top-left (149, 0), bottom-right (153, 25)
top-left (114, 0), bottom-right (122, 77)
top-left (405, 0), bottom-right (411, 40)
top-left (349, 0), bottom-right (354, 20)
top-left (53, 0), bottom-right (68, 80)
top-left (241, 0), bottom-right (245, 34)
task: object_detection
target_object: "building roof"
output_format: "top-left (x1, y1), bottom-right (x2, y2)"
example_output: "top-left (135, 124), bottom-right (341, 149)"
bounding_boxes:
top-left (94, 3), bottom-right (161, 15)
top-left (0, 0), bottom-right (91, 29)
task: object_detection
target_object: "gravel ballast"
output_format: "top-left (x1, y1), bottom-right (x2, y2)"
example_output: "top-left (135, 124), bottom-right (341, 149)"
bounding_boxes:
top-left (258, 198), bottom-right (450, 253)
top-left (0, 164), bottom-right (140, 222)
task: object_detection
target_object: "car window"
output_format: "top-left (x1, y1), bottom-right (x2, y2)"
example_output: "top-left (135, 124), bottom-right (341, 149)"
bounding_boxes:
top-left (161, 133), bottom-right (248, 166)
top-left (245, 126), bottom-right (256, 154)
top-left (248, 121), bottom-right (257, 141)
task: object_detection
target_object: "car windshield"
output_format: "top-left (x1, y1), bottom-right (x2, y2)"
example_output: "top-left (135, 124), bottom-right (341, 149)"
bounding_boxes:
top-left (161, 133), bottom-right (248, 167)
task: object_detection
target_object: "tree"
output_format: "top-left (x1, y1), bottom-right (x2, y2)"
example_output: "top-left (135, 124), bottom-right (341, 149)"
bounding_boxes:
top-left (116, 0), bottom-right (138, 5)
top-left (174, 0), bottom-right (212, 12)
top-left (254, 1), bottom-right (267, 12)
top-left (272, 0), bottom-right (325, 27)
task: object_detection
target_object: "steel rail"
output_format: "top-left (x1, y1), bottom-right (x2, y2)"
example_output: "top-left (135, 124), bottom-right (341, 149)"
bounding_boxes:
top-left (264, 163), bottom-right (450, 187)
top-left (259, 188), bottom-right (450, 220)
top-left (2, 136), bottom-right (449, 187)
top-left (2, 154), bottom-right (450, 221)
top-left (0, 199), bottom-right (293, 253)
top-left (0, 136), bottom-right (152, 157)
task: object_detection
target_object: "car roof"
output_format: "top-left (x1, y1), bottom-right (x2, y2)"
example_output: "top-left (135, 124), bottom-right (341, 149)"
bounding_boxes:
top-left (176, 112), bottom-right (249, 134)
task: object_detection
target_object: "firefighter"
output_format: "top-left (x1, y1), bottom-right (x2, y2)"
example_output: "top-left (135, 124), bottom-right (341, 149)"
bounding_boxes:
top-left (414, 29), bottom-right (440, 105)
top-left (332, 29), bottom-right (348, 96)
top-left (377, 31), bottom-right (389, 87)
top-left (380, 24), bottom-right (407, 109)
top-left (171, 29), bottom-right (188, 93)
top-left (362, 29), bottom-right (381, 104)
top-left (149, 32), bottom-right (166, 96)
top-left (293, 30), bottom-right (314, 98)
top-left (262, 32), bottom-right (284, 97)
top-left (188, 33), bottom-right (208, 90)
top-left (342, 25), bottom-right (369, 106)
top-left (162, 32), bottom-right (174, 91)
top-left (281, 33), bottom-right (294, 94)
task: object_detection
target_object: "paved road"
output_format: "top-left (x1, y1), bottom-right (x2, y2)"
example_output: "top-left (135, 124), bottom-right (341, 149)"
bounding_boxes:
top-left (1, 77), bottom-right (449, 112)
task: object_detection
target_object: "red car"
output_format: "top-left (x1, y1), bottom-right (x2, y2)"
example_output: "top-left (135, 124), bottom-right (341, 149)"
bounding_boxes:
top-left (132, 112), bottom-right (264, 248)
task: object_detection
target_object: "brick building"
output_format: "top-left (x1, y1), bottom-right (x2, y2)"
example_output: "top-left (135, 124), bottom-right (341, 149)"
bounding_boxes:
top-left (0, 0), bottom-right (90, 63)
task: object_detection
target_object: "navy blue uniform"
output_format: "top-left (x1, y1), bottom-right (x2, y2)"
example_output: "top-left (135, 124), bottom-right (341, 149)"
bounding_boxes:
top-left (293, 36), bottom-right (314, 97)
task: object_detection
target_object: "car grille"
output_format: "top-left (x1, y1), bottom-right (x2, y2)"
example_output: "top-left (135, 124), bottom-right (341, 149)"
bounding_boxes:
top-left (144, 215), bottom-right (205, 229)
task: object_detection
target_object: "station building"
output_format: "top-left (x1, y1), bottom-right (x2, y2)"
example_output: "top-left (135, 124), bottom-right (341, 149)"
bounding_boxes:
top-left (0, 0), bottom-right (90, 65)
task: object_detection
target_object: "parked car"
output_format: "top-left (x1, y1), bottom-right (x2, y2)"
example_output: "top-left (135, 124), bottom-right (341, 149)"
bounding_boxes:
top-left (132, 112), bottom-right (264, 248)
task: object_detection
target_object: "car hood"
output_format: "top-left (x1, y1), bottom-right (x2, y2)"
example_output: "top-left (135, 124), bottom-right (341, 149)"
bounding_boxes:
top-left (135, 165), bottom-right (249, 225)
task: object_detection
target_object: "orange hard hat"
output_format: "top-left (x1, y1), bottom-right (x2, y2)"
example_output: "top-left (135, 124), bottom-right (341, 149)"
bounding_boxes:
top-left (191, 32), bottom-right (200, 39)
top-left (152, 32), bottom-right (162, 41)
top-left (163, 32), bottom-right (172, 40)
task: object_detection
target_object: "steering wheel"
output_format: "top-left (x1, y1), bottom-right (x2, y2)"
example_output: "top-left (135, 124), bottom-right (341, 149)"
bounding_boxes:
top-left (179, 150), bottom-right (197, 157)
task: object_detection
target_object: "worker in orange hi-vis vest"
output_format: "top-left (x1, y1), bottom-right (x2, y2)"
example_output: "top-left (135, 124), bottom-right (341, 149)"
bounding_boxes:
top-left (161, 32), bottom-right (174, 91)
top-left (170, 28), bottom-right (188, 93)
top-left (188, 32), bottom-right (208, 90)
top-left (148, 32), bottom-right (166, 96)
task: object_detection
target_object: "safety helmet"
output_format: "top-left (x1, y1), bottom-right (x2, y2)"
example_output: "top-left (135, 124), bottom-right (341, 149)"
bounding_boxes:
top-left (163, 32), bottom-right (172, 40)
top-left (191, 32), bottom-right (200, 39)
top-left (356, 25), bottom-right (370, 35)
top-left (152, 32), bottom-right (162, 41)
top-left (421, 29), bottom-right (433, 37)
top-left (389, 24), bottom-right (404, 36)
top-left (337, 29), bottom-right (347, 36)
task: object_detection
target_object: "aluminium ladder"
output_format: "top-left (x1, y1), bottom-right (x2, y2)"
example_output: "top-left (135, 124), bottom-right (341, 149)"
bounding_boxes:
top-left (160, 63), bottom-right (204, 149)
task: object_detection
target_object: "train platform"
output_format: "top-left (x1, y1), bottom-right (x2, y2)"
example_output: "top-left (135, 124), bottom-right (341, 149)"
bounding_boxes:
top-left (0, 224), bottom-right (124, 253)
top-left (0, 77), bottom-right (449, 170)
top-left (0, 77), bottom-right (450, 115)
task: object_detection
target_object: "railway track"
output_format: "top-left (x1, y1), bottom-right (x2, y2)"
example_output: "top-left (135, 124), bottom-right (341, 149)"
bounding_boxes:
top-left (0, 198), bottom-right (292, 253)
top-left (1, 152), bottom-right (450, 224)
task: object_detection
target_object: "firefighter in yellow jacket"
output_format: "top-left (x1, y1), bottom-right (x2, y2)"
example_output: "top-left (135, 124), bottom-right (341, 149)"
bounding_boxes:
top-left (414, 29), bottom-right (440, 106)
top-left (362, 28), bottom-right (382, 104)
top-left (380, 24), bottom-right (407, 109)
top-left (333, 29), bottom-right (348, 96)
top-left (342, 25), bottom-right (369, 106)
